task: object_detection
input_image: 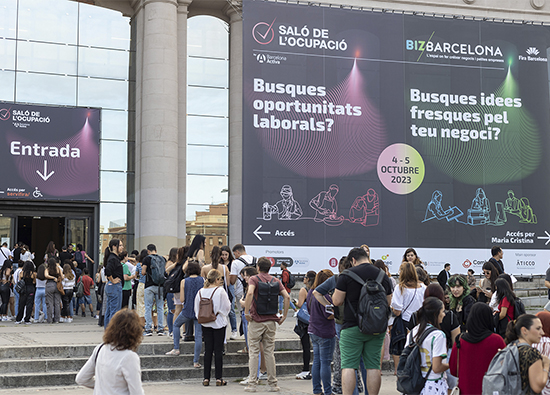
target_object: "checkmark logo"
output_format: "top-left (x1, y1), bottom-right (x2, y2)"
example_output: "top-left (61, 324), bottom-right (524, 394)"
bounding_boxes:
top-left (0, 108), bottom-right (10, 121)
top-left (252, 18), bottom-right (276, 45)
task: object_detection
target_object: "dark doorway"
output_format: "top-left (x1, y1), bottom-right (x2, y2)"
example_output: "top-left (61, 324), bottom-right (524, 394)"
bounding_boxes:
top-left (17, 216), bottom-right (64, 264)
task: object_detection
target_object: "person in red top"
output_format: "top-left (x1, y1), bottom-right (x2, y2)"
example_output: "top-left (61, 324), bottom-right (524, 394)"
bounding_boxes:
top-left (244, 257), bottom-right (290, 393)
top-left (79, 268), bottom-right (95, 317)
top-left (494, 278), bottom-right (516, 337)
top-left (278, 262), bottom-right (297, 315)
top-left (450, 302), bottom-right (505, 395)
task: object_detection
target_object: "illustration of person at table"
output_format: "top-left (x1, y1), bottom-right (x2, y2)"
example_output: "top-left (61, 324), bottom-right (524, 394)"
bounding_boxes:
top-left (309, 184), bottom-right (344, 226)
top-left (423, 190), bottom-right (463, 223)
top-left (467, 187), bottom-right (490, 225)
top-left (349, 188), bottom-right (380, 226)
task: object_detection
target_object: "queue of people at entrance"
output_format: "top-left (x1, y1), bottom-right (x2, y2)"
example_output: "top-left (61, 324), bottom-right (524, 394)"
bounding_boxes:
top-left (0, 240), bottom-right (95, 324)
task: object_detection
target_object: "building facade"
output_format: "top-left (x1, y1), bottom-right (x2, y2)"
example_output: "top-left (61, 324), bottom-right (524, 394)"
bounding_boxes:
top-left (2, 0), bottom-right (550, 267)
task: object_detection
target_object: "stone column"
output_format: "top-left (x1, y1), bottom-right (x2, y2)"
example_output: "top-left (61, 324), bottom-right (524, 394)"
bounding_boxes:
top-left (225, 2), bottom-right (243, 248)
top-left (133, 0), bottom-right (179, 253)
top-left (177, 0), bottom-right (192, 247)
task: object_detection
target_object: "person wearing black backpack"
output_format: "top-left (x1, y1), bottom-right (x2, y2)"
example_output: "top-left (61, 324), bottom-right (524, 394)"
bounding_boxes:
top-left (243, 257), bottom-right (290, 393)
top-left (141, 244), bottom-right (167, 336)
top-left (331, 247), bottom-right (393, 395)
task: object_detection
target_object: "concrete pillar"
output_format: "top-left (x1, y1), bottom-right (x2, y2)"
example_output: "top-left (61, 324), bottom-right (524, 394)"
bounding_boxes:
top-left (177, 0), bottom-right (192, 247)
top-left (225, 2), bottom-right (243, 248)
top-left (133, 0), bottom-right (179, 253)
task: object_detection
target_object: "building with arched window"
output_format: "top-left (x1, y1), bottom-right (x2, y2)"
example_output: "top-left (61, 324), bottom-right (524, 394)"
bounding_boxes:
top-left (2, 0), bottom-right (550, 273)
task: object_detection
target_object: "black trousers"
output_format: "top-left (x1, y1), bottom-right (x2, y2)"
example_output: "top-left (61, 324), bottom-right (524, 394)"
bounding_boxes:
top-left (0, 283), bottom-right (10, 315)
top-left (16, 285), bottom-right (35, 322)
top-left (122, 289), bottom-right (131, 309)
top-left (202, 326), bottom-right (225, 380)
top-left (300, 331), bottom-right (311, 372)
top-left (61, 289), bottom-right (73, 316)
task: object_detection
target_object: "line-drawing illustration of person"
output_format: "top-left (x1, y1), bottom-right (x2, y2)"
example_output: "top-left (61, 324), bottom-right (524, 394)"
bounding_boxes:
top-left (518, 197), bottom-right (537, 224)
top-left (423, 190), bottom-right (463, 222)
top-left (309, 184), bottom-right (344, 226)
top-left (504, 190), bottom-right (521, 216)
top-left (262, 184), bottom-right (303, 220)
top-left (467, 187), bottom-right (490, 225)
top-left (349, 188), bottom-right (380, 226)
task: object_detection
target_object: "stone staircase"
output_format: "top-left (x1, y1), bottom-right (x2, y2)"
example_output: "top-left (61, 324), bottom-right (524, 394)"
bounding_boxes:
top-left (0, 339), bottom-right (306, 388)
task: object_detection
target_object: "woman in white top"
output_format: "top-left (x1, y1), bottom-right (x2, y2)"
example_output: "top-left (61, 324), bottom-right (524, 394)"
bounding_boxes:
top-left (76, 309), bottom-right (144, 395)
top-left (390, 261), bottom-right (426, 370)
top-left (407, 296), bottom-right (448, 395)
top-left (195, 269), bottom-right (231, 387)
top-left (61, 264), bottom-right (75, 323)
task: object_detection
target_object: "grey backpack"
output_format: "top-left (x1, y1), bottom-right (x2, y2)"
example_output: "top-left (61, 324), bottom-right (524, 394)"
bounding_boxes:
top-left (482, 341), bottom-right (531, 395)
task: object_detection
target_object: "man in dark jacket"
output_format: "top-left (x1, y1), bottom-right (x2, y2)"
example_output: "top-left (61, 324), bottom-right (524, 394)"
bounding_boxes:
top-left (437, 263), bottom-right (451, 290)
top-left (489, 246), bottom-right (504, 274)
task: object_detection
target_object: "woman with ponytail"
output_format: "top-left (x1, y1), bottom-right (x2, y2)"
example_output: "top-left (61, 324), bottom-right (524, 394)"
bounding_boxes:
top-left (407, 296), bottom-right (448, 395)
top-left (505, 314), bottom-right (550, 394)
top-left (194, 269), bottom-right (231, 386)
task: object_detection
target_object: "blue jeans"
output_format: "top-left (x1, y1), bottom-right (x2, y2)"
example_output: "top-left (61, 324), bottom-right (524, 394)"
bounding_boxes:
top-left (173, 313), bottom-right (202, 363)
top-left (311, 333), bottom-right (336, 395)
top-left (34, 287), bottom-right (47, 320)
top-left (104, 281), bottom-right (122, 329)
top-left (14, 289), bottom-right (20, 314)
top-left (228, 284), bottom-right (237, 332)
top-left (278, 294), bottom-right (296, 311)
top-left (241, 309), bottom-right (249, 347)
top-left (144, 285), bottom-right (164, 332)
top-left (166, 292), bottom-right (174, 335)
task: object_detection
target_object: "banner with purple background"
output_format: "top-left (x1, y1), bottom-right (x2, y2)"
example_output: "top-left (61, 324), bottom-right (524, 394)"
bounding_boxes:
top-left (0, 103), bottom-right (100, 201)
top-left (242, 0), bottom-right (550, 274)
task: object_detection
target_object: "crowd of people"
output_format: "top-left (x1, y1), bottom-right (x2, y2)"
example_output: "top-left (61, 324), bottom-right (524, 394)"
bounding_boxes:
top-left (0, 241), bottom-right (95, 324)
top-left (4, 237), bottom-right (550, 395)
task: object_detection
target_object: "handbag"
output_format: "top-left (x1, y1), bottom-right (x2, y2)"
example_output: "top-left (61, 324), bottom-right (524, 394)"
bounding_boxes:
top-left (450, 338), bottom-right (460, 395)
top-left (15, 279), bottom-right (25, 294)
top-left (296, 301), bottom-right (310, 324)
top-left (56, 279), bottom-right (65, 295)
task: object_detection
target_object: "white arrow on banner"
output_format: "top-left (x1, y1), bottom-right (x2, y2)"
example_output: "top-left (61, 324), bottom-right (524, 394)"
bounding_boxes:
top-left (36, 160), bottom-right (54, 181)
top-left (253, 225), bottom-right (271, 241)
top-left (537, 231), bottom-right (550, 245)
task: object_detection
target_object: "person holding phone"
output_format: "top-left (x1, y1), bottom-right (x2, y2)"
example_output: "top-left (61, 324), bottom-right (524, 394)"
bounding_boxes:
top-left (306, 270), bottom-right (336, 395)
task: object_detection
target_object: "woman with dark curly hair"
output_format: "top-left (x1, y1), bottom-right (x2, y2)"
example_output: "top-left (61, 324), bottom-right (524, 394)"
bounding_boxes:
top-left (76, 309), bottom-right (144, 394)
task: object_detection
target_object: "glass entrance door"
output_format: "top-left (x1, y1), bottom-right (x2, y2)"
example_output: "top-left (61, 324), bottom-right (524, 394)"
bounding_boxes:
top-left (0, 216), bottom-right (14, 247)
top-left (66, 218), bottom-right (89, 252)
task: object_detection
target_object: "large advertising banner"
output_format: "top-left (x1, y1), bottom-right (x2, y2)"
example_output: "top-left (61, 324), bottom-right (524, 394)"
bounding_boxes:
top-left (0, 104), bottom-right (100, 201)
top-left (242, 0), bottom-right (550, 274)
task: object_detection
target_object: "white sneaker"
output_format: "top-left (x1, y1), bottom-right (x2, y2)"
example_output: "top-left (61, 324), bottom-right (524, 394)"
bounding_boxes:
top-left (240, 378), bottom-right (249, 385)
top-left (258, 372), bottom-right (267, 380)
top-left (60, 318), bottom-right (65, 323)
top-left (68, 318), bottom-right (73, 323)
top-left (230, 331), bottom-right (238, 340)
top-left (296, 371), bottom-right (310, 379)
